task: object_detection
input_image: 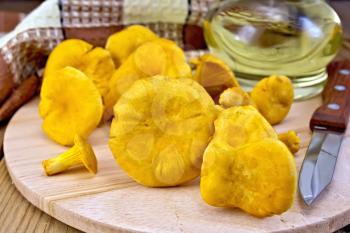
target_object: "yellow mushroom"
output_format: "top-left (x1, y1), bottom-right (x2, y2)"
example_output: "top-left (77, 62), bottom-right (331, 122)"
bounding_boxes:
top-left (42, 39), bottom-right (115, 106)
top-left (191, 54), bottom-right (239, 99)
top-left (278, 130), bottom-right (301, 154)
top-left (200, 106), bottom-right (297, 217)
top-left (219, 87), bottom-right (255, 109)
top-left (42, 135), bottom-right (97, 176)
top-left (109, 75), bottom-right (218, 187)
top-left (151, 38), bottom-right (192, 78)
top-left (104, 38), bottom-right (191, 120)
top-left (210, 106), bottom-right (278, 149)
top-left (251, 75), bottom-right (294, 125)
top-left (79, 47), bottom-right (115, 100)
top-left (39, 66), bottom-right (103, 146)
top-left (105, 25), bottom-right (158, 67)
top-left (44, 39), bottom-right (93, 79)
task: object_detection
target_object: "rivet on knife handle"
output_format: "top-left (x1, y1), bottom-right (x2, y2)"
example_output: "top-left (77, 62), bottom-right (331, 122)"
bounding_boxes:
top-left (310, 60), bottom-right (350, 133)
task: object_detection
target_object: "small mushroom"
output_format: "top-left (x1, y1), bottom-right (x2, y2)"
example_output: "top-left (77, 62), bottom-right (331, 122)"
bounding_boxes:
top-left (251, 75), bottom-right (294, 125)
top-left (278, 130), bottom-right (301, 154)
top-left (191, 54), bottom-right (239, 99)
top-left (219, 87), bottom-right (255, 109)
top-left (105, 25), bottom-right (158, 67)
top-left (42, 135), bottom-right (97, 176)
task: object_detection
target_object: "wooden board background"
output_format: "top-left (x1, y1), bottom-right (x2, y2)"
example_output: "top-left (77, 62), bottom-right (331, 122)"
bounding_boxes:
top-left (3, 97), bottom-right (350, 233)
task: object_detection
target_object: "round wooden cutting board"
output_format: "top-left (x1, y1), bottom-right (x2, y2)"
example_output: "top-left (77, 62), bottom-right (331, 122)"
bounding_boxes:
top-left (4, 97), bottom-right (350, 233)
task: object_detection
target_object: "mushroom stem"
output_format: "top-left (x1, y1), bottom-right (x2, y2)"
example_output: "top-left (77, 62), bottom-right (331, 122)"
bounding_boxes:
top-left (42, 135), bottom-right (97, 176)
top-left (42, 146), bottom-right (83, 176)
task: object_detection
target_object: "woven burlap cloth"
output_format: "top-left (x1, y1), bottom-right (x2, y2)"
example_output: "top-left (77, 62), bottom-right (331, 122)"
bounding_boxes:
top-left (0, 0), bottom-right (216, 120)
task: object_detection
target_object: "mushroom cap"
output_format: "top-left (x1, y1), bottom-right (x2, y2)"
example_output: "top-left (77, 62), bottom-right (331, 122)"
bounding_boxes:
top-left (200, 107), bottom-right (296, 217)
top-left (201, 138), bottom-right (296, 217)
top-left (109, 75), bottom-right (218, 187)
top-left (42, 39), bottom-right (114, 106)
top-left (192, 54), bottom-right (239, 99)
top-left (44, 39), bottom-right (93, 79)
top-left (251, 75), bottom-right (294, 125)
top-left (74, 135), bottom-right (97, 174)
top-left (105, 25), bottom-right (158, 67)
top-left (219, 87), bottom-right (255, 109)
top-left (133, 41), bottom-right (167, 76)
top-left (150, 38), bottom-right (192, 78)
top-left (40, 66), bottom-right (103, 146)
top-left (79, 47), bottom-right (115, 99)
top-left (278, 130), bottom-right (301, 154)
top-left (213, 106), bottom-right (277, 149)
top-left (104, 39), bottom-right (191, 120)
top-left (104, 43), bottom-right (160, 116)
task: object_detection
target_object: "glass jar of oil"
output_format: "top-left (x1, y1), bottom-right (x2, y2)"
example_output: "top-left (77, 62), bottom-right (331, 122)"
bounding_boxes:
top-left (204, 0), bottom-right (342, 99)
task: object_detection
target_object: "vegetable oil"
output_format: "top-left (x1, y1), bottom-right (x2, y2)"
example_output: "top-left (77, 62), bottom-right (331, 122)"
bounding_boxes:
top-left (204, 0), bottom-right (342, 99)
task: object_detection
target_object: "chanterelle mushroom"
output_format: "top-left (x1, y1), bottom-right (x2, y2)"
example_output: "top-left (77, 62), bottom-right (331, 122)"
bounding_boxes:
top-left (79, 47), bottom-right (115, 101)
top-left (42, 39), bottom-right (115, 105)
top-left (200, 106), bottom-right (297, 217)
top-left (42, 135), bottom-right (97, 176)
top-left (39, 66), bottom-right (103, 146)
top-left (251, 75), bottom-right (294, 125)
top-left (44, 39), bottom-right (93, 79)
top-left (191, 54), bottom-right (239, 99)
top-left (278, 130), bottom-right (301, 154)
top-left (104, 38), bottom-right (191, 120)
top-left (219, 87), bottom-right (255, 109)
top-left (105, 25), bottom-right (158, 67)
top-left (109, 75), bottom-right (218, 187)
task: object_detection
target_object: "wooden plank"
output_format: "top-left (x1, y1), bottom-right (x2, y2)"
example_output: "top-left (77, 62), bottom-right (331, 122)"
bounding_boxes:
top-left (0, 160), bottom-right (81, 233)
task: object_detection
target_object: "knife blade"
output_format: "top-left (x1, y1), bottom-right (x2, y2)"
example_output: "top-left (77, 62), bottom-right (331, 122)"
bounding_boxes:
top-left (299, 61), bottom-right (350, 205)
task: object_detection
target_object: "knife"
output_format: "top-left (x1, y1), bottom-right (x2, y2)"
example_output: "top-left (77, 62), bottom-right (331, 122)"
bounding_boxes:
top-left (299, 60), bottom-right (350, 206)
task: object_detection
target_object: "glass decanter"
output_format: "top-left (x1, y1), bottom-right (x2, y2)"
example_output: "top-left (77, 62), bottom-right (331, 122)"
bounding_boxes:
top-left (204, 0), bottom-right (342, 99)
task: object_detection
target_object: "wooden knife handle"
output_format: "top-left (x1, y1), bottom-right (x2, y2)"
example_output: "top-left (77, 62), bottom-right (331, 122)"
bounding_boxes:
top-left (310, 60), bottom-right (350, 132)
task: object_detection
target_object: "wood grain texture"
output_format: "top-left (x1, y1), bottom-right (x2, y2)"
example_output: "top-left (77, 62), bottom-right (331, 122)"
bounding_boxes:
top-left (3, 97), bottom-right (350, 233)
top-left (0, 160), bottom-right (82, 233)
top-left (310, 61), bottom-right (350, 132)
